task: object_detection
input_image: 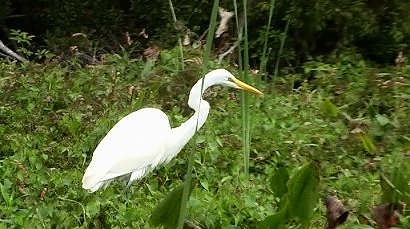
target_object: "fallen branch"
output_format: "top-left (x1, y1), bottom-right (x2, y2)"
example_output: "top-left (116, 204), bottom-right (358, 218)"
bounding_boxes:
top-left (218, 43), bottom-right (238, 64)
top-left (0, 39), bottom-right (28, 62)
top-left (215, 8), bottom-right (234, 38)
top-left (0, 52), bottom-right (9, 58)
top-left (197, 28), bottom-right (209, 43)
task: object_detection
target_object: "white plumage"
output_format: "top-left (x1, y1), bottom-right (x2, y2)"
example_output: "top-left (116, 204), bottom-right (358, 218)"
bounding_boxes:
top-left (82, 69), bottom-right (262, 192)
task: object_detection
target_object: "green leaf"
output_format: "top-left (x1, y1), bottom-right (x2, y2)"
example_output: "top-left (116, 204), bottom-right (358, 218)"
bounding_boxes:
top-left (151, 182), bottom-right (193, 228)
top-left (381, 164), bottom-right (410, 205)
top-left (380, 173), bottom-right (399, 203)
top-left (359, 134), bottom-right (376, 153)
top-left (269, 167), bottom-right (289, 199)
top-left (199, 179), bottom-right (209, 191)
top-left (375, 114), bottom-right (391, 126)
top-left (380, 150), bottom-right (410, 205)
top-left (320, 99), bottom-right (339, 118)
top-left (259, 209), bottom-right (286, 229)
top-left (287, 161), bottom-right (320, 227)
top-left (0, 182), bottom-right (13, 207)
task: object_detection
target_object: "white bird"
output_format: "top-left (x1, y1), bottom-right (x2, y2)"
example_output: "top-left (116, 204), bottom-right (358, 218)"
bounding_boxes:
top-left (82, 69), bottom-right (263, 192)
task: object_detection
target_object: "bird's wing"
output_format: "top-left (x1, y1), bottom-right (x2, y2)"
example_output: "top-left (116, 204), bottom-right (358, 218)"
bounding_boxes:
top-left (82, 108), bottom-right (171, 191)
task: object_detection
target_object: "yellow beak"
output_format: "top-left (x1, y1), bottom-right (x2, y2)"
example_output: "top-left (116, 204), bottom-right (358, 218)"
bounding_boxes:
top-left (232, 78), bottom-right (263, 95)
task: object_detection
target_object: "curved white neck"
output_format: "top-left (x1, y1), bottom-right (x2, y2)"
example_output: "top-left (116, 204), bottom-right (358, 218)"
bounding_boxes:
top-left (179, 76), bottom-right (213, 133)
top-left (165, 77), bottom-right (214, 161)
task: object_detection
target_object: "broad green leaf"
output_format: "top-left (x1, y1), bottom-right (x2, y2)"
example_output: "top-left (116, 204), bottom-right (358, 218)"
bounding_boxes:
top-left (151, 182), bottom-right (193, 228)
top-left (0, 182), bottom-right (13, 207)
top-left (359, 134), bottom-right (376, 153)
top-left (259, 209), bottom-right (286, 229)
top-left (141, 58), bottom-right (156, 77)
top-left (320, 99), bottom-right (339, 118)
top-left (375, 114), bottom-right (391, 126)
top-left (287, 161), bottom-right (320, 227)
top-left (381, 164), bottom-right (410, 205)
top-left (269, 167), bottom-right (289, 199)
top-left (380, 173), bottom-right (398, 203)
top-left (277, 193), bottom-right (290, 213)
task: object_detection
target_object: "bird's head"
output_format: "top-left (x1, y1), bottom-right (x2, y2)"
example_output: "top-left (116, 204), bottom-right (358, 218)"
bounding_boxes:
top-left (206, 69), bottom-right (263, 95)
top-left (189, 68), bottom-right (263, 111)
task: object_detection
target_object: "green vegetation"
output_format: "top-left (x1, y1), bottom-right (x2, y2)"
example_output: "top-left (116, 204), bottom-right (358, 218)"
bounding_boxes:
top-left (0, 46), bottom-right (409, 228)
top-left (1, 0), bottom-right (410, 228)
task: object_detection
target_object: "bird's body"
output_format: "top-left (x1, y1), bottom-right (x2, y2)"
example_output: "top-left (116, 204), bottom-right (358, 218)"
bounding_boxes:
top-left (82, 69), bottom-right (262, 192)
top-left (82, 108), bottom-right (170, 192)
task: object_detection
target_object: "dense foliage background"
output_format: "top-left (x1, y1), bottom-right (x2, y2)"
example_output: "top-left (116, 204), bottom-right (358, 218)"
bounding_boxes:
top-left (1, 0), bottom-right (410, 65)
top-left (0, 0), bottom-right (409, 228)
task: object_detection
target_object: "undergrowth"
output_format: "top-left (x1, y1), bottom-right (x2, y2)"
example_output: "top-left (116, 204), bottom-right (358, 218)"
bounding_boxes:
top-left (0, 48), bottom-right (409, 228)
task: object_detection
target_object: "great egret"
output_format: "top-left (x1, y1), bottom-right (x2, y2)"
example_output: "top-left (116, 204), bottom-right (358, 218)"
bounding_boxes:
top-left (82, 69), bottom-right (262, 192)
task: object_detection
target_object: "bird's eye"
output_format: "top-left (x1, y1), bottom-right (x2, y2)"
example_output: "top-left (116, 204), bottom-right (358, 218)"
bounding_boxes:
top-left (227, 77), bottom-right (233, 82)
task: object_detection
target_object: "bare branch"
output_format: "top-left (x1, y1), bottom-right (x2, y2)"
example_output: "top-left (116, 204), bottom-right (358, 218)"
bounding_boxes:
top-left (197, 28), bottom-right (209, 42)
top-left (0, 39), bottom-right (28, 62)
top-left (218, 43), bottom-right (238, 64)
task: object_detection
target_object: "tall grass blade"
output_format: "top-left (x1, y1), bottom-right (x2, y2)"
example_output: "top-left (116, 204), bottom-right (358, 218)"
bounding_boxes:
top-left (233, 0), bottom-right (252, 176)
top-left (272, 18), bottom-right (290, 91)
top-left (233, 0), bottom-right (243, 71)
top-left (168, 0), bottom-right (184, 70)
top-left (260, 0), bottom-right (276, 76)
top-left (202, 0), bottom-right (220, 73)
top-left (176, 0), bottom-right (219, 228)
top-left (241, 0), bottom-right (251, 176)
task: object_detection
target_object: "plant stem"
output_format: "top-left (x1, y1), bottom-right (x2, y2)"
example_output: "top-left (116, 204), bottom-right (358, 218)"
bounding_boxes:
top-left (233, 0), bottom-right (243, 71)
top-left (242, 0), bottom-right (251, 176)
top-left (176, 1), bottom-right (219, 228)
top-left (260, 0), bottom-right (276, 76)
top-left (272, 18), bottom-right (290, 92)
top-left (168, 0), bottom-right (184, 70)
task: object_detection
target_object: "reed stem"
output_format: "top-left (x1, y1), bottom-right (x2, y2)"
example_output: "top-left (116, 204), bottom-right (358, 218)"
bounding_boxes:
top-left (168, 0), bottom-right (184, 70)
top-left (176, 1), bottom-right (220, 228)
